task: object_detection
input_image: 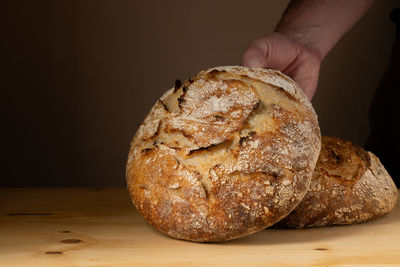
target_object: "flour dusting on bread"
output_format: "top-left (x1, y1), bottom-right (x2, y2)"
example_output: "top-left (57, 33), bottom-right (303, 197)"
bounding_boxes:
top-left (126, 66), bottom-right (321, 242)
top-left (275, 136), bottom-right (398, 228)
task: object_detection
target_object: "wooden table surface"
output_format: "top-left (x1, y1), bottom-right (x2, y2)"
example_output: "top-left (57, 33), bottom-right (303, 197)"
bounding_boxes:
top-left (1, 188), bottom-right (399, 266)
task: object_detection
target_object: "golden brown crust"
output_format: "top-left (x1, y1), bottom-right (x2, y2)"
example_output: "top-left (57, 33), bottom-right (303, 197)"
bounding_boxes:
top-left (275, 136), bottom-right (398, 228)
top-left (126, 66), bottom-right (321, 242)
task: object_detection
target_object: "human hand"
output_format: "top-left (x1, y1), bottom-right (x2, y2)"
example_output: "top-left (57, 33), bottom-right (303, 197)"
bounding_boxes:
top-left (242, 32), bottom-right (322, 100)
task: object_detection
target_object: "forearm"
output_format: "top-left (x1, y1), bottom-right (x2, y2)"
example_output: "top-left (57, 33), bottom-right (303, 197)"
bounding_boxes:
top-left (276, 0), bottom-right (375, 60)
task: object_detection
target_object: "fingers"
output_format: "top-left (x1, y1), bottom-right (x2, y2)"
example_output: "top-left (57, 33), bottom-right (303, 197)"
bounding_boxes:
top-left (287, 55), bottom-right (320, 100)
top-left (295, 73), bottom-right (319, 101)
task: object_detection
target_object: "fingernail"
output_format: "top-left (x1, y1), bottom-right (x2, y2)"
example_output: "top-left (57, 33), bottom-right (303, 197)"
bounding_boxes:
top-left (246, 58), bottom-right (263, 68)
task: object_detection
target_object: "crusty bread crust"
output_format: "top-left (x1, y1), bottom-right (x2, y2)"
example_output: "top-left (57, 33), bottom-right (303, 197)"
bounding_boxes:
top-left (275, 136), bottom-right (398, 228)
top-left (126, 66), bottom-right (321, 242)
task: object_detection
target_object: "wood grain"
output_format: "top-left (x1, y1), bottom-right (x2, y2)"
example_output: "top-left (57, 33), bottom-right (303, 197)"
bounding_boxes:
top-left (0, 188), bottom-right (399, 266)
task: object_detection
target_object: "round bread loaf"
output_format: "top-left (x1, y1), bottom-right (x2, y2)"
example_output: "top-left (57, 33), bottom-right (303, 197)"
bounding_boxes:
top-left (126, 66), bottom-right (321, 242)
top-left (275, 136), bottom-right (398, 228)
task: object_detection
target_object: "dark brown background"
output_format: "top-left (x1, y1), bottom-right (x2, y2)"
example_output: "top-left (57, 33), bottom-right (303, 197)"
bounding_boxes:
top-left (2, 0), bottom-right (397, 187)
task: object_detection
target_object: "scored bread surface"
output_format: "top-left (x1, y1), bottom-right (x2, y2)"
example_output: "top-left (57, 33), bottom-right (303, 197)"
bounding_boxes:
top-left (275, 136), bottom-right (398, 228)
top-left (126, 66), bottom-right (321, 242)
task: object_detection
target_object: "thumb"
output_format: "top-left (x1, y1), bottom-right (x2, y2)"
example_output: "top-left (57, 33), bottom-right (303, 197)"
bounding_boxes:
top-left (242, 41), bottom-right (266, 68)
top-left (242, 34), bottom-right (299, 71)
